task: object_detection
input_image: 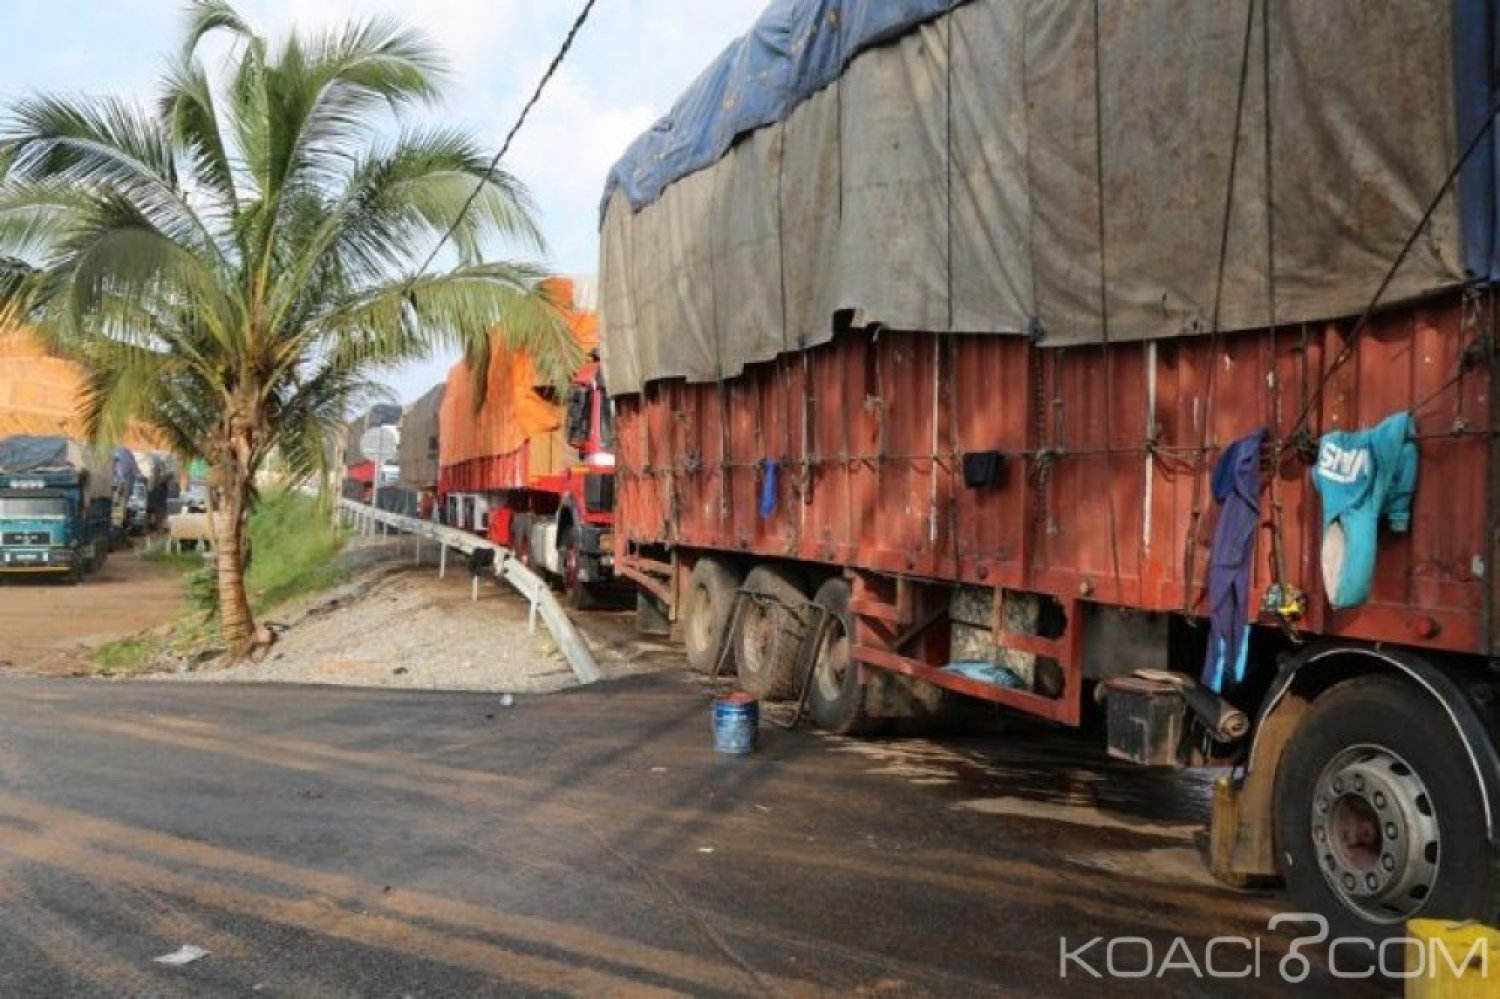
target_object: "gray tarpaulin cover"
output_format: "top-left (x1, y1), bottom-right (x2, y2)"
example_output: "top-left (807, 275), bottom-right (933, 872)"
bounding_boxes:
top-left (0, 435), bottom-right (111, 501)
top-left (398, 385), bottom-right (444, 490)
top-left (344, 404), bottom-right (403, 465)
top-left (601, 0), bottom-right (1499, 396)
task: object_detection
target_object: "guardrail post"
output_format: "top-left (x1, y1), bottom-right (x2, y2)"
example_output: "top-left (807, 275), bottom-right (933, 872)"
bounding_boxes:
top-left (439, 543), bottom-right (448, 579)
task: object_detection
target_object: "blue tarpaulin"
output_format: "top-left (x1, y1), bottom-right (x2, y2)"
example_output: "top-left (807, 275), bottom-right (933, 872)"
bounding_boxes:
top-left (602, 0), bottom-right (959, 216)
top-left (600, 0), bottom-right (1500, 397)
top-left (111, 446), bottom-right (140, 487)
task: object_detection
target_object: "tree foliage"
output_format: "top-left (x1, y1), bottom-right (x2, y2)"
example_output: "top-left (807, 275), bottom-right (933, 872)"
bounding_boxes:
top-left (0, 1), bottom-right (579, 657)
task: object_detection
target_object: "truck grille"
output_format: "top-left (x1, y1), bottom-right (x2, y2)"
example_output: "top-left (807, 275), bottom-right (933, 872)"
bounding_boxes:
top-left (2, 531), bottom-right (49, 545)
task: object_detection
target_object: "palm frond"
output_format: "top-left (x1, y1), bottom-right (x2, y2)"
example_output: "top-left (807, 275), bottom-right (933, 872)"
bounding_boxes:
top-left (260, 17), bottom-right (448, 207)
top-left (160, 56), bottom-right (238, 208)
top-left (0, 94), bottom-right (226, 263)
top-left (264, 129), bottom-right (542, 337)
top-left (312, 262), bottom-right (581, 393)
top-left (181, 0), bottom-right (254, 58)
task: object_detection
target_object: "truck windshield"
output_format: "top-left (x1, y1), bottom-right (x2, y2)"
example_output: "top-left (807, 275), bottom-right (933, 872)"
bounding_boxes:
top-left (0, 496), bottom-right (67, 519)
top-left (565, 385), bottom-right (591, 444)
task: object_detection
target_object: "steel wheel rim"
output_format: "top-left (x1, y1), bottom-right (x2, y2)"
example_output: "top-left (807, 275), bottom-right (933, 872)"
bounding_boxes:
top-left (687, 582), bottom-right (713, 655)
top-left (740, 601), bottom-right (773, 679)
top-left (1309, 743), bottom-right (1441, 924)
top-left (813, 616), bottom-right (849, 703)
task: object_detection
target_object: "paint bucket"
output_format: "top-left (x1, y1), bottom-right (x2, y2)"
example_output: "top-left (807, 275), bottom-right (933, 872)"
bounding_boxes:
top-left (712, 693), bottom-right (759, 755)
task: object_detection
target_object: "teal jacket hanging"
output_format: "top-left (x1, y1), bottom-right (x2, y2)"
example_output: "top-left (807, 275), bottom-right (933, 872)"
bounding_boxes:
top-left (1311, 411), bottom-right (1418, 610)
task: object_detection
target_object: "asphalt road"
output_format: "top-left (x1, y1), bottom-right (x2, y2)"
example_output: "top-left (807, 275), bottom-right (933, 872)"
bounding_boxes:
top-left (0, 672), bottom-right (1384, 997)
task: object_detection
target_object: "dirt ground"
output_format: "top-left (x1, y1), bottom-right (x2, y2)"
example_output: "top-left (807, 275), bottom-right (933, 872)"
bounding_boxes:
top-left (0, 547), bottom-right (187, 676)
top-left (153, 537), bottom-right (678, 691)
top-left (0, 535), bottom-right (673, 690)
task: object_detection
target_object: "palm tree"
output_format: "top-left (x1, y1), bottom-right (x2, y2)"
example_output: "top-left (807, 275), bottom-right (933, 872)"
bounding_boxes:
top-left (0, 1), bottom-right (579, 659)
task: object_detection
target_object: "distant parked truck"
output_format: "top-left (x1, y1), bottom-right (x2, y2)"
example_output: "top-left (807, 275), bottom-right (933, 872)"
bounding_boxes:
top-left (341, 405), bottom-right (402, 507)
top-left (437, 277), bottom-right (616, 608)
top-left (396, 384), bottom-right (444, 520)
top-left (126, 450), bottom-right (176, 534)
top-left (0, 435), bottom-right (113, 582)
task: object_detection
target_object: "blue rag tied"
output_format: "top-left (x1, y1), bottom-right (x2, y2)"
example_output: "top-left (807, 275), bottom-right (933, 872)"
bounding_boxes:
top-left (759, 459), bottom-right (780, 518)
top-left (1203, 428), bottom-right (1266, 693)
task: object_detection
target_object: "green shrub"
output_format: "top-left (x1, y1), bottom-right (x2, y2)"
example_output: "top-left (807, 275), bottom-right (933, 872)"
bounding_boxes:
top-left (92, 637), bottom-right (158, 677)
top-left (245, 488), bottom-right (348, 610)
top-left (188, 564), bottom-right (219, 615)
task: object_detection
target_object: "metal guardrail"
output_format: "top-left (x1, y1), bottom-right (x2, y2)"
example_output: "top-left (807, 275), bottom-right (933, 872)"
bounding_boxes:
top-left (338, 498), bottom-right (601, 686)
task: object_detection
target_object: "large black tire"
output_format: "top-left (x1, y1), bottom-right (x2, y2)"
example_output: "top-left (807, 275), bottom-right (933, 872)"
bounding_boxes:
top-left (562, 542), bottom-right (599, 610)
top-left (1274, 674), bottom-right (1499, 945)
top-left (683, 557), bottom-right (743, 674)
top-left (735, 563), bottom-right (808, 701)
top-left (805, 578), bottom-right (886, 736)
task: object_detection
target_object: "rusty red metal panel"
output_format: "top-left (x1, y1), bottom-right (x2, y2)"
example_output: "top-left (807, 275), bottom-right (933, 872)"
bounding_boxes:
top-left (615, 291), bottom-right (1493, 655)
top-left (438, 443), bottom-right (532, 496)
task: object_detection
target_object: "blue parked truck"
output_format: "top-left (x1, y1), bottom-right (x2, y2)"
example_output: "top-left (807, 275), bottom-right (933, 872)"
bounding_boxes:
top-left (0, 436), bottom-right (114, 583)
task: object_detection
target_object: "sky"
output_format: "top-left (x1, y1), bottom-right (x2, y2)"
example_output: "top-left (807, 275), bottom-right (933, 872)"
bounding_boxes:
top-left (0, 0), bottom-right (768, 401)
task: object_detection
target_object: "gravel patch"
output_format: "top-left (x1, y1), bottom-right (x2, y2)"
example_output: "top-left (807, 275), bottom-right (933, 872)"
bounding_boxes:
top-left (166, 539), bottom-right (680, 693)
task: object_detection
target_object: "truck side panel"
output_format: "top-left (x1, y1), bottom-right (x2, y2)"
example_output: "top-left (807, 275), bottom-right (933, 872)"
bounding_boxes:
top-left (616, 292), bottom-right (1492, 656)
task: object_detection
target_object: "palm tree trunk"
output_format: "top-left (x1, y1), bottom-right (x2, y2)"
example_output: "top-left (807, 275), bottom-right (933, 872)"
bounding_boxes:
top-left (212, 468), bottom-right (256, 661)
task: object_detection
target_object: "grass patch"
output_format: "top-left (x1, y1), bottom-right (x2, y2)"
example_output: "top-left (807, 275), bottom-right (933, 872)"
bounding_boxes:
top-left (246, 487), bottom-right (349, 611)
top-left (89, 612), bottom-right (222, 678)
top-left (140, 540), bottom-right (208, 571)
top-left (91, 637), bottom-right (160, 677)
top-left (89, 489), bottom-right (348, 676)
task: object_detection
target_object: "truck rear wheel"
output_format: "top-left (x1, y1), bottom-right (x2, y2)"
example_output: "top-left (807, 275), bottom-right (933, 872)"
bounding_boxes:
top-left (805, 578), bottom-right (885, 736)
top-left (683, 556), bottom-right (742, 674)
top-left (1274, 674), bottom-right (1498, 942)
top-left (563, 542), bottom-right (599, 610)
top-left (735, 564), bottom-right (807, 701)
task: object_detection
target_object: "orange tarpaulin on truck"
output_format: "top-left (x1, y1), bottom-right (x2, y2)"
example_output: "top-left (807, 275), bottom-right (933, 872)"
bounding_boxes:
top-left (0, 327), bottom-right (159, 450)
top-left (438, 279), bottom-right (597, 472)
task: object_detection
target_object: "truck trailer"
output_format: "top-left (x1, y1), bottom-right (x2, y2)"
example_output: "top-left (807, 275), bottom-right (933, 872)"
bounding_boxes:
top-left (340, 405), bottom-right (402, 505)
top-left (601, 0), bottom-right (1500, 942)
top-left (0, 435), bottom-right (113, 582)
top-left (125, 450), bottom-right (176, 535)
top-left (438, 277), bottom-right (617, 608)
top-left (396, 384), bottom-right (445, 520)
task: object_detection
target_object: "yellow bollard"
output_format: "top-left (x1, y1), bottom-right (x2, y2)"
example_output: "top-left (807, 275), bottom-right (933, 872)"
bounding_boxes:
top-left (1405, 919), bottom-right (1498, 998)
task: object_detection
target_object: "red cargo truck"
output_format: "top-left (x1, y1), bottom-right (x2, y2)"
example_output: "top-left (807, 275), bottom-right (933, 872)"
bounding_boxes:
top-left (438, 278), bottom-right (616, 607)
top-left (601, 0), bottom-right (1500, 942)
